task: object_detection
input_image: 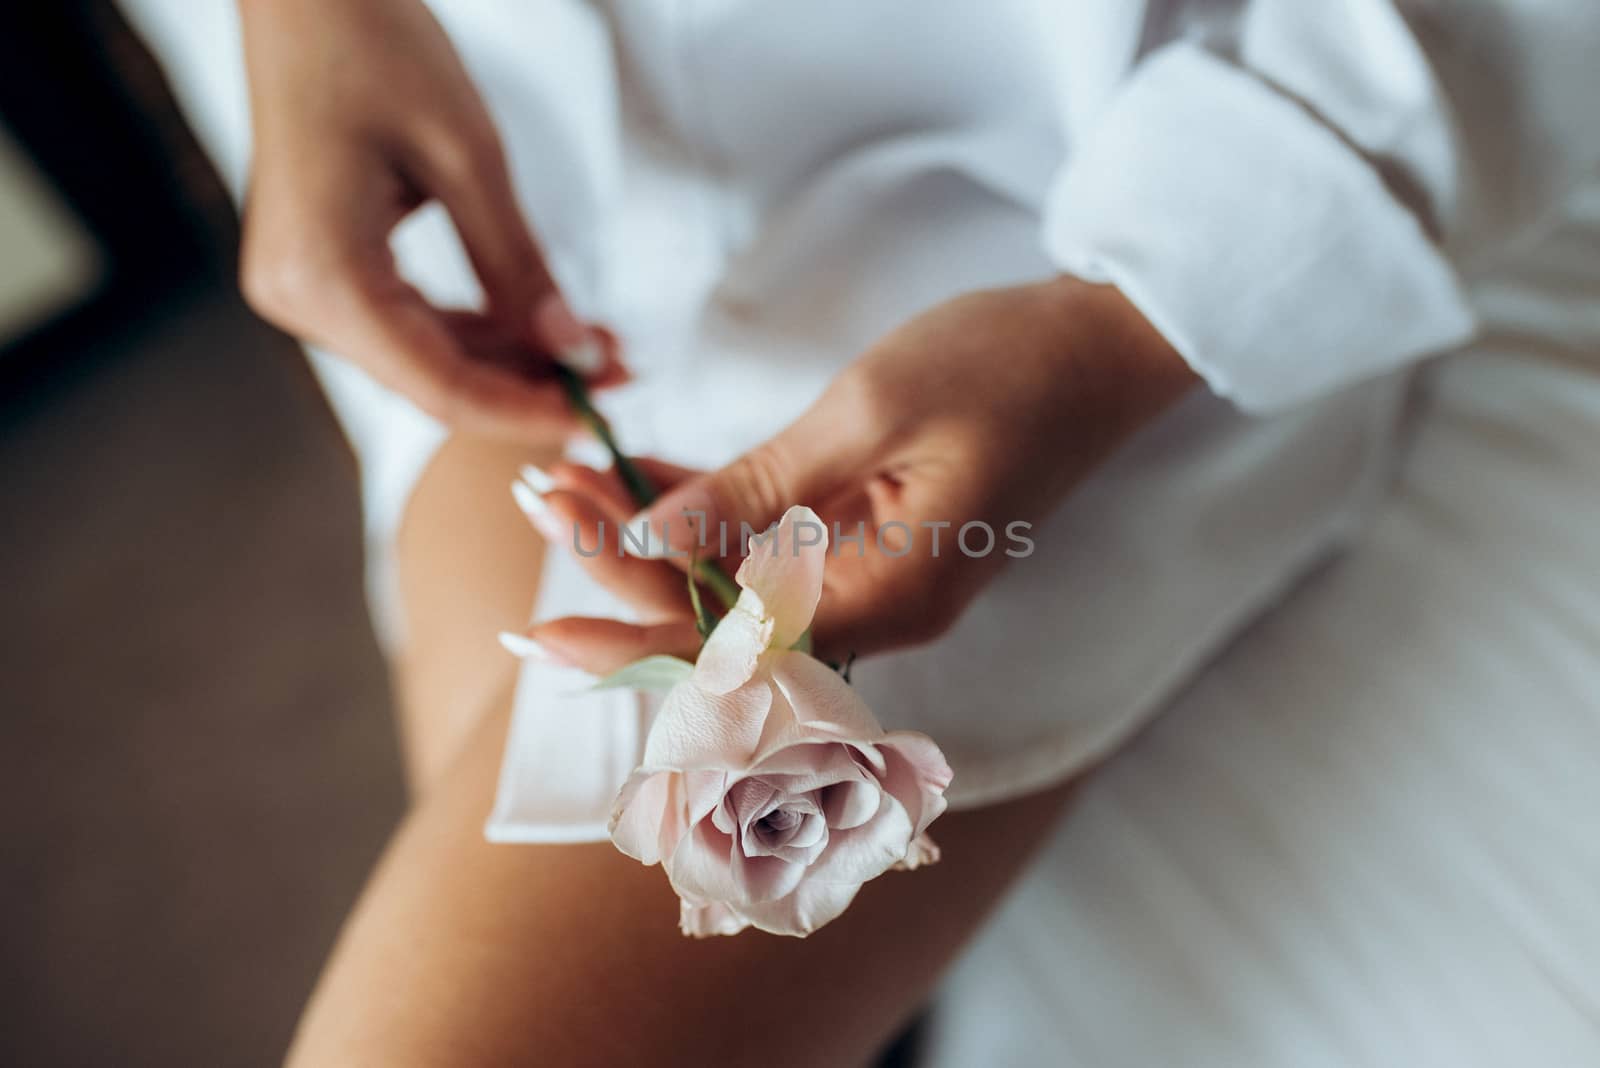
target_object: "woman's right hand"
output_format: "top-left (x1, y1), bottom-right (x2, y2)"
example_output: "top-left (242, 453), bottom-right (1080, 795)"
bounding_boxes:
top-left (236, 0), bottom-right (619, 443)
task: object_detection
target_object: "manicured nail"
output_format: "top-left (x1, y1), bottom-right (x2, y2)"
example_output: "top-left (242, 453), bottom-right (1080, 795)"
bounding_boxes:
top-left (622, 487), bottom-right (716, 560)
top-left (518, 464), bottom-right (556, 494)
top-left (498, 631), bottom-right (558, 662)
top-left (511, 479), bottom-right (563, 542)
top-left (621, 512), bottom-right (670, 559)
top-left (534, 293), bottom-right (588, 349)
top-left (558, 339), bottom-right (605, 377)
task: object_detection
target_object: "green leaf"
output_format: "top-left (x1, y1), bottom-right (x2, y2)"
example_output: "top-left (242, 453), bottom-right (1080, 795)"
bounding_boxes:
top-left (589, 655), bottom-right (695, 694)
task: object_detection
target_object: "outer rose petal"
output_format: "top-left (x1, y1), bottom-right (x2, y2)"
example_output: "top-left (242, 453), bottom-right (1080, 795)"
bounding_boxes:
top-left (664, 820), bottom-right (746, 903)
top-left (692, 595), bottom-right (773, 695)
top-left (877, 732), bottom-right (953, 837)
top-left (770, 651), bottom-right (884, 744)
top-left (734, 875), bottom-right (862, 938)
top-left (735, 506), bottom-right (827, 649)
top-left (680, 897), bottom-right (750, 938)
top-left (610, 769), bottom-right (727, 864)
top-left (895, 833), bottom-right (942, 871)
top-left (609, 770), bottom-right (677, 865)
top-left (745, 740), bottom-right (872, 791)
top-left (641, 675), bottom-right (773, 770)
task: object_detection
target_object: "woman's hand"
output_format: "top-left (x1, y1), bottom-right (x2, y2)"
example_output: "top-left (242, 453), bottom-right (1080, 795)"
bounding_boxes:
top-left (510, 278), bottom-right (1197, 665)
top-left (236, 0), bottom-right (620, 443)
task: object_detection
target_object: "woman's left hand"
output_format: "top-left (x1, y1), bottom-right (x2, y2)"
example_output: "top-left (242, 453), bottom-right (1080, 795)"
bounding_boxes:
top-left (512, 277), bottom-right (1197, 666)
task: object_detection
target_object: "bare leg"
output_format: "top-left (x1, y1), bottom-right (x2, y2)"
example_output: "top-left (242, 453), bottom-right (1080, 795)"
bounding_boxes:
top-left (389, 433), bottom-right (560, 793)
top-left (297, 432), bottom-right (1078, 1065)
top-left (287, 686), bottom-right (1074, 1067)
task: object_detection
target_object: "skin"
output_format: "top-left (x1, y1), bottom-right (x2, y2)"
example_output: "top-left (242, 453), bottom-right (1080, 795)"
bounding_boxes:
top-left (289, 282), bottom-right (1192, 1066)
top-left (526, 277), bottom-right (1198, 666)
top-left (235, 1), bottom-right (1201, 1061)
top-left (236, 0), bottom-right (625, 442)
top-left (292, 432), bottom-right (1078, 1068)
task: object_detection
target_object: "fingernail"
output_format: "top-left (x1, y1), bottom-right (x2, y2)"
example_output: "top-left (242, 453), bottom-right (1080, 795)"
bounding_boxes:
top-left (534, 293), bottom-right (588, 347)
top-left (511, 479), bottom-right (563, 542)
top-left (621, 513), bottom-right (669, 559)
top-left (558, 338), bottom-right (606, 377)
top-left (624, 486), bottom-right (717, 561)
top-left (518, 464), bottom-right (556, 494)
top-left (498, 630), bottom-right (559, 662)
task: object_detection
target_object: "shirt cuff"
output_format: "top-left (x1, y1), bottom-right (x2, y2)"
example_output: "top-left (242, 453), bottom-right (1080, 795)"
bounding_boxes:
top-left (1042, 45), bottom-right (1477, 414)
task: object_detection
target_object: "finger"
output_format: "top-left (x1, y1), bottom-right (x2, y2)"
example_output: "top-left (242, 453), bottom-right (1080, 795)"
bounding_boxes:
top-left (625, 403), bottom-right (877, 566)
top-left (531, 294), bottom-right (614, 380)
top-left (405, 124), bottom-right (558, 326)
top-left (403, 123), bottom-right (630, 390)
top-left (545, 462), bottom-right (636, 520)
top-left (808, 472), bottom-right (999, 660)
top-left (510, 474), bottom-right (691, 619)
top-left (243, 154), bottom-right (583, 443)
top-left (573, 326), bottom-right (632, 389)
top-left (345, 277), bottom-right (583, 437)
top-left (809, 550), bottom-right (974, 661)
top-left (634, 458), bottom-right (701, 492)
top-left (541, 458), bottom-right (703, 519)
top-left (500, 617), bottom-right (703, 676)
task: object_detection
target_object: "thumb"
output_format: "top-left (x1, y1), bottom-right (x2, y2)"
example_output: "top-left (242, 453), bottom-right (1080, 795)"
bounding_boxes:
top-left (624, 410), bottom-right (868, 563)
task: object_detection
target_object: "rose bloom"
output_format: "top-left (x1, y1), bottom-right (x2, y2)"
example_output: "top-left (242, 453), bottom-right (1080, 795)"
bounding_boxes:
top-left (609, 507), bottom-right (952, 937)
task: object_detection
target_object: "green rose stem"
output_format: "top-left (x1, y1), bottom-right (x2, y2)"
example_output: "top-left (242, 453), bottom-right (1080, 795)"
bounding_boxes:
top-left (555, 365), bottom-right (742, 617)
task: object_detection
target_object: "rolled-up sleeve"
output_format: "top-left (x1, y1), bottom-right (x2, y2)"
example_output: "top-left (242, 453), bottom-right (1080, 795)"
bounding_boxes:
top-left (1043, 1), bottom-right (1600, 413)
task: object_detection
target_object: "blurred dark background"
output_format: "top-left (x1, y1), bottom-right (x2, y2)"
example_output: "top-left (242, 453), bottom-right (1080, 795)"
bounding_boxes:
top-left (0, 4), bottom-right (406, 1065)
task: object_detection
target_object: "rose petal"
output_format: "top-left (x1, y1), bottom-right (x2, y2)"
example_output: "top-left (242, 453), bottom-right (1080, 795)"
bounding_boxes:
top-left (735, 506), bottom-right (827, 649)
top-left (665, 818), bottom-right (800, 905)
top-left (717, 778), bottom-right (779, 836)
top-left (609, 770), bottom-right (679, 865)
top-left (770, 651), bottom-right (884, 743)
top-left (780, 809), bottom-right (828, 851)
top-left (819, 778), bottom-right (880, 830)
top-left (848, 742), bottom-right (888, 776)
top-left (665, 821), bottom-right (744, 902)
top-left (733, 848), bottom-right (808, 904)
top-left (679, 896), bottom-right (749, 938)
top-left (895, 833), bottom-right (942, 871)
top-left (749, 741), bottom-right (867, 786)
top-left (877, 732), bottom-right (953, 837)
top-left (748, 658), bottom-right (889, 767)
top-left (684, 769), bottom-right (731, 825)
top-left (771, 824), bottom-right (830, 868)
top-left (669, 811), bottom-right (809, 906)
top-left (808, 792), bottom-right (914, 885)
top-left (642, 676), bottom-right (773, 770)
top-left (735, 877), bottom-right (861, 938)
top-left (693, 596), bottom-right (775, 694)
top-left (743, 803), bottom-right (828, 866)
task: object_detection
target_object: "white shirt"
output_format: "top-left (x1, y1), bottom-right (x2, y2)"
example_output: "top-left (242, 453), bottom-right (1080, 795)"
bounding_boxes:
top-left (119, 1), bottom-right (1600, 1062)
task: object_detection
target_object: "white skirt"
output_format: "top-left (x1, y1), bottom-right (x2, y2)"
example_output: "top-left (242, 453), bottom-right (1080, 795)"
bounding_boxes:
top-left (119, 0), bottom-right (1600, 1060)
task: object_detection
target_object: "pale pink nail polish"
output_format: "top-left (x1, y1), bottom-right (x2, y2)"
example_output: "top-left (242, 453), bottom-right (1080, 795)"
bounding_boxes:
top-left (498, 631), bottom-right (559, 662)
top-left (533, 293), bottom-right (589, 351)
top-left (510, 480), bottom-right (564, 543)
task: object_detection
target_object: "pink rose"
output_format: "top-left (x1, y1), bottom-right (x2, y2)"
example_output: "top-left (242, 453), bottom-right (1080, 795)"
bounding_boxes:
top-left (608, 507), bottom-right (952, 937)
